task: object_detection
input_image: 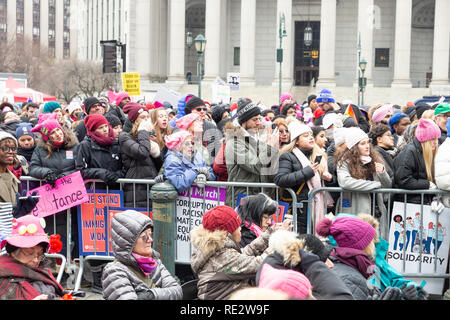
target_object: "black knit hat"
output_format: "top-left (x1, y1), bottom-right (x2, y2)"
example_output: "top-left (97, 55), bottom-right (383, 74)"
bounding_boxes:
top-left (415, 103), bottom-right (431, 119)
top-left (211, 104), bottom-right (227, 124)
top-left (236, 98), bottom-right (261, 126)
top-left (83, 97), bottom-right (102, 114)
top-left (105, 113), bottom-right (122, 128)
top-left (185, 96), bottom-right (205, 114)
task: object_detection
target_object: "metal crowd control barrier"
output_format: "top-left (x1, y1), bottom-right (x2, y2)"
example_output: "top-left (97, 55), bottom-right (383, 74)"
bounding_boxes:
top-left (305, 186), bottom-right (450, 283)
top-left (20, 176), bottom-right (298, 291)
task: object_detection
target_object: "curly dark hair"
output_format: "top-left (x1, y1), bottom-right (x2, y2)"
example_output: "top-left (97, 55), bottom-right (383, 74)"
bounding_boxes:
top-left (334, 141), bottom-right (383, 180)
top-left (368, 124), bottom-right (390, 146)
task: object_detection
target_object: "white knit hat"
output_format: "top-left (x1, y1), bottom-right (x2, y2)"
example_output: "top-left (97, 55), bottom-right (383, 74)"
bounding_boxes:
top-left (0, 131), bottom-right (18, 146)
top-left (334, 127), bottom-right (349, 147)
top-left (322, 113), bottom-right (339, 130)
top-left (345, 127), bottom-right (368, 149)
top-left (288, 120), bottom-right (312, 142)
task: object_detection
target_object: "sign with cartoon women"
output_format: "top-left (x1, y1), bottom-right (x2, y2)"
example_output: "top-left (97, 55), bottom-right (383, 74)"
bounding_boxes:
top-left (387, 202), bottom-right (449, 295)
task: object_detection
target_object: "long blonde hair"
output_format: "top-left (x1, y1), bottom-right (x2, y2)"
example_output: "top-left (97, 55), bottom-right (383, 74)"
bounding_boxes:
top-left (421, 139), bottom-right (437, 182)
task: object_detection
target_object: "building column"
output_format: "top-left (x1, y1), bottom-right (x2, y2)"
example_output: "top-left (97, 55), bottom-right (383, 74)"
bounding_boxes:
top-left (40, 0), bottom-right (49, 51)
top-left (24, 0), bottom-right (33, 41)
top-left (6, 0), bottom-right (16, 43)
top-left (272, 0), bottom-right (293, 88)
top-left (316, 0), bottom-right (336, 87)
top-left (239, 0), bottom-right (256, 85)
top-left (355, 0), bottom-right (374, 87)
top-left (391, 0), bottom-right (412, 88)
top-left (55, 0), bottom-right (64, 60)
top-left (204, 0), bottom-right (223, 82)
top-left (429, 0), bottom-right (450, 91)
top-left (166, 0), bottom-right (185, 84)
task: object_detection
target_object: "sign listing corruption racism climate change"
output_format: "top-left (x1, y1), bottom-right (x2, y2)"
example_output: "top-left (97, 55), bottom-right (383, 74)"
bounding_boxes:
top-left (176, 186), bottom-right (226, 263)
top-left (387, 202), bottom-right (450, 295)
top-left (27, 171), bottom-right (89, 218)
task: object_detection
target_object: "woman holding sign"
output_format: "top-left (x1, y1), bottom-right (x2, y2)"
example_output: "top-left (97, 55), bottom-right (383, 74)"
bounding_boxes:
top-left (29, 114), bottom-right (80, 258)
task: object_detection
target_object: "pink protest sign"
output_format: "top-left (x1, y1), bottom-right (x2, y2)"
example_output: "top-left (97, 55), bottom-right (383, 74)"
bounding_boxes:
top-left (27, 171), bottom-right (89, 218)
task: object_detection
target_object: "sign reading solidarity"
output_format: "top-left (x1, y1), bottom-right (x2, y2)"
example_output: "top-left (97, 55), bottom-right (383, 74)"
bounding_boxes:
top-left (27, 171), bottom-right (89, 218)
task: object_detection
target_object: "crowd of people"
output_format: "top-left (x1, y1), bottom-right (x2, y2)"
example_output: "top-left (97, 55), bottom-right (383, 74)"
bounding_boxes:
top-left (0, 88), bottom-right (449, 301)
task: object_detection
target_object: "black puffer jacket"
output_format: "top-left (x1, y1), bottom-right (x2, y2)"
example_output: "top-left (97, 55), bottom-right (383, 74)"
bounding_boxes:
top-left (274, 150), bottom-right (314, 203)
top-left (29, 130), bottom-right (79, 179)
top-left (393, 138), bottom-right (433, 204)
top-left (75, 136), bottom-right (125, 189)
top-left (118, 130), bottom-right (159, 207)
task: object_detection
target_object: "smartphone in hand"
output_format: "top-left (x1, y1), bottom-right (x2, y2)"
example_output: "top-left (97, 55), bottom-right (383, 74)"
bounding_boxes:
top-left (315, 155), bottom-right (322, 164)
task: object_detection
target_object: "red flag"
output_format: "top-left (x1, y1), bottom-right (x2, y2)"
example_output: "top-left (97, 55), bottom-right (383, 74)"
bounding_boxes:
top-left (345, 104), bottom-right (357, 120)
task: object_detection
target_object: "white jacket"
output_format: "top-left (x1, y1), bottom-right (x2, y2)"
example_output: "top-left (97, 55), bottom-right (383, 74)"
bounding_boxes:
top-left (435, 137), bottom-right (450, 206)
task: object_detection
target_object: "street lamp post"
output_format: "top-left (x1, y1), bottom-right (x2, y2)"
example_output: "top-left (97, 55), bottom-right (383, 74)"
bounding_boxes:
top-left (194, 34), bottom-right (206, 99)
top-left (357, 33), bottom-right (367, 106)
top-left (277, 13), bottom-right (287, 103)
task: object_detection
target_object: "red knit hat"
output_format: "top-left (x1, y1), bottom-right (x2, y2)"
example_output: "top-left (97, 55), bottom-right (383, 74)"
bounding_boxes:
top-left (123, 102), bottom-right (147, 123)
top-left (202, 205), bottom-right (242, 234)
top-left (85, 114), bottom-right (109, 133)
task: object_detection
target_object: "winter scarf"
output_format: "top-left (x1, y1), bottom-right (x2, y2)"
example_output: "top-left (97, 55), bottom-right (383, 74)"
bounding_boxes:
top-left (87, 126), bottom-right (115, 147)
top-left (331, 247), bottom-right (376, 279)
top-left (243, 220), bottom-right (264, 238)
top-left (132, 252), bottom-right (157, 277)
top-left (292, 147), bottom-right (333, 236)
top-left (18, 146), bottom-right (35, 162)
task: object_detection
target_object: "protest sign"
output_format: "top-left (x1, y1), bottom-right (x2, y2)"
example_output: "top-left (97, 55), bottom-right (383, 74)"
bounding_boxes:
top-left (153, 86), bottom-right (181, 108)
top-left (27, 171), bottom-right (88, 218)
top-left (176, 186), bottom-right (226, 263)
top-left (386, 202), bottom-right (450, 295)
top-left (122, 72), bottom-right (141, 96)
top-left (236, 194), bottom-right (289, 224)
top-left (211, 84), bottom-right (231, 104)
top-left (227, 73), bottom-right (240, 91)
top-left (77, 190), bottom-right (123, 256)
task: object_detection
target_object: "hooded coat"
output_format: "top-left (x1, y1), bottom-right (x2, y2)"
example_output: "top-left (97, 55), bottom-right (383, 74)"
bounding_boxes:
top-left (102, 211), bottom-right (182, 300)
top-left (190, 225), bottom-right (274, 300)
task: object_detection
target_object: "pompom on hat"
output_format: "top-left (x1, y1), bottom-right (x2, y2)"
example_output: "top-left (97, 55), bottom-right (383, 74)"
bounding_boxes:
top-left (1, 215), bottom-right (49, 251)
top-left (415, 118), bottom-right (441, 143)
top-left (202, 205), bottom-right (242, 235)
top-left (164, 130), bottom-right (193, 151)
top-left (316, 216), bottom-right (376, 251)
top-left (258, 264), bottom-right (312, 300)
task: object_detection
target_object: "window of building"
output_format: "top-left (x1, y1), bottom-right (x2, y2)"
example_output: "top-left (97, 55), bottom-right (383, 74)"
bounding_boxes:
top-left (375, 48), bottom-right (389, 68)
top-left (234, 47), bottom-right (240, 66)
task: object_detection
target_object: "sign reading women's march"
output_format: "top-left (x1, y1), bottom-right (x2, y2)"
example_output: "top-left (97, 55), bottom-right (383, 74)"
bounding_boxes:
top-left (176, 186), bottom-right (226, 263)
top-left (387, 202), bottom-right (450, 295)
top-left (27, 171), bottom-right (88, 218)
top-left (77, 190), bottom-right (123, 256)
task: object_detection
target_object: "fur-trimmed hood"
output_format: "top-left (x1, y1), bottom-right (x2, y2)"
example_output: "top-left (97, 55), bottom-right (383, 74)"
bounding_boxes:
top-left (190, 225), bottom-right (239, 273)
top-left (267, 230), bottom-right (305, 267)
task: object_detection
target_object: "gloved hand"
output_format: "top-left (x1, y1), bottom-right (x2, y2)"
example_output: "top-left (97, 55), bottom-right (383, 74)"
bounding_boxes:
top-left (104, 171), bottom-right (120, 187)
top-left (298, 249), bottom-right (320, 273)
top-left (431, 199), bottom-right (445, 214)
top-left (400, 284), bottom-right (429, 300)
top-left (13, 191), bottom-right (40, 219)
top-left (154, 174), bottom-right (166, 183)
top-left (44, 172), bottom-right (59, 188)
top-left (194, 173), bottom-right (207, 188)
top-left (195, 167), bottom-right (211, 180)
top-left (379, 287), bottom-right (402, 300)
top-left (138, 119), bottom-right (153, 132)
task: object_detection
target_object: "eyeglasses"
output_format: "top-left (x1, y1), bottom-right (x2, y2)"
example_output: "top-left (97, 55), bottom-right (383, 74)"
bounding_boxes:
top-left (195, 108), bottom-right (208, 112)
top-left (0, 146), bottom-right (18, 153)
top-left (139, 231), bottom-right (153, 243)
top-left (20, 249), bottom-right (45, 262)
top-left (262, 215), bottom-right (273, 222)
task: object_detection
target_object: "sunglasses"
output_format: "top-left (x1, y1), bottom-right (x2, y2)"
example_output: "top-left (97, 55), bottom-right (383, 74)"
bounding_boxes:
top-left (195, 108), bottom-right (208, 112)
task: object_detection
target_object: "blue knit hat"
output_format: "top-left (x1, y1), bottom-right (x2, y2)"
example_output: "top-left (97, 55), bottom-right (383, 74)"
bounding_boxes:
top-left (43, 101), bottom-right (62, 114)
top-left (15, 123), bottom-right (34, 139)
top-left (447, 118), bottom-right (450, 138)
top-left (388, 113), bottom-right (408, 133)
top-left (316, 89), bottom-right (335, 103)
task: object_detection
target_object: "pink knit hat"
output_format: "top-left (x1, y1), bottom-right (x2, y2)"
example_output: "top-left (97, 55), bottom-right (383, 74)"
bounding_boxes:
top-left (31, 117), bottom-right (63, 142)
top-left (1, 215), bottom-right (49, 250)
top-left (316, 216), bottom-right (376, 251)
top-left (280, 93), bottom-right (294, 105)
top-left (164, 130), bottom-right (193, 151)
top-left (175, 113), bottom-right (200, 130)
top-left (115, 91), bottom-right (131, 106)
top-left (258, 264), bottom-right (312, 300)
top-left (372, 104), bottom-right (393, 123)
top-left (415, 118), bottom-right (441, 143)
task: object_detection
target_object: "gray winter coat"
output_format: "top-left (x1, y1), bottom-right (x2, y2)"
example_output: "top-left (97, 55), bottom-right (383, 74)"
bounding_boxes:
top-left (102, 210), bottom-right (182, 300)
